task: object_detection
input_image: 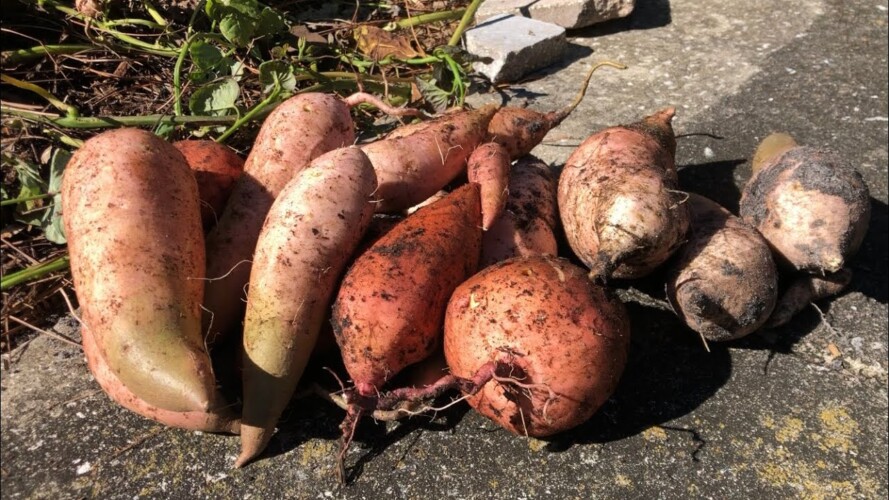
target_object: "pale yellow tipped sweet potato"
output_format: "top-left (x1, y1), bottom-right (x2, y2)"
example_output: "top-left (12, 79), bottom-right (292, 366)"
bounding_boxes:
top-left (62, 128), bottom-right (215, 412)
top-left (332, 183), bottom-right (483, 397)
top-left (666, 194), bottom-right (779, 342)
top-left (467, 142), bottom-right (511, 230)
top-left (81, 318), bottom-right (240, 434)
top-left (202, 93), bottom-right (356, 346)
top-left (740, 136), bottom-right (870, 274)
top-left (236, 147), bottom-right (377, 468)
top-left (444, 256), bottom-right (630, 437)
top-left (558, 107), bottom-right (690, 280)
top-left (405, 190), bottom-right (448, 215)
top-left (361, 105), bottom-right (497, 213)
top-left (481, 156), bottom-right (558, 267)
top-left (173, 140), bottom-right (244, 230)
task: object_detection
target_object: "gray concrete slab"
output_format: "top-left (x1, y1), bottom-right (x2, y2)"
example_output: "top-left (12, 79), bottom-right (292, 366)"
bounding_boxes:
top-left (2, 0), bottom-right (887, 498)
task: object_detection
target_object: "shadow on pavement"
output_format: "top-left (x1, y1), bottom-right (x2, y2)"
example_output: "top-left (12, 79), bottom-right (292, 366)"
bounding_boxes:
top-left (572, 0), bottom-right (672, 38)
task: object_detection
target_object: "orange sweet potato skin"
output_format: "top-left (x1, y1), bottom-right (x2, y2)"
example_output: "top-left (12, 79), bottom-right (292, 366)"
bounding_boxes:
top-left (486, 107), bottom-right (553, 160)
top-left (361, 105), bottom-right (497, 213)
top-left (331, 183), bottom-right (482, 396)
top-left (666, 194), bottom-right (778, 342)
top-left (558, 108), bottom-right (689, 279)
top-left (62, 128), bottom-right (215, 412)
top-left (173, 140), bottom-right (244, 230)
top-left (467, 142), bottom-right (511, 231)
top-left (739, 146), bottom-right (870, 273)
top-left (444, 256), bottom-right (630, 437)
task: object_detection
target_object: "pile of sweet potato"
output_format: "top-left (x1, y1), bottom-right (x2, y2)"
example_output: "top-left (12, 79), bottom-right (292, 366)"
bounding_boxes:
top-left (61, 88), bottom-right (871, 480)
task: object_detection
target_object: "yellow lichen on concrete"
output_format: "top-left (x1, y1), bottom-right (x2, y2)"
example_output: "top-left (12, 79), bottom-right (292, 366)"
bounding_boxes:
top-left (775, 416), bottom-right (805, 443)
top-left (816, 405), bottom-right (858, 454)
top-left (527, 437), bottom-right (546, 452)
top-left (298, 439), bottom-right (335, 467)
top-left (641, 426), bottom-right (668, 442)
top-left (614, 474), bottom-right (634, 488)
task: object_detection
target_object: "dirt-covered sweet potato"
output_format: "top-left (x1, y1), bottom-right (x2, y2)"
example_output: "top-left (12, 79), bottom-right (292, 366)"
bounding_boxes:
top-left (666, 194), bottom-right (779, 342)
top-left (173, 140), bottom-right (244, 230)
top-left (331, 183), bottom-right (483, 397)
top-left (740, 135), bottom-right (871, 274)
top-left (765, 268), bottom-right (853, 328)
top-left (236, 147), bottom-right (377, 467)
top-left (558, 107), bottom-right (690, 280)
top-left (443, 255), bottom-right (630, 437)
top-left (481, 156), bottom-right (558, 267)
top-left (62, 128), bottom-right (216, 412)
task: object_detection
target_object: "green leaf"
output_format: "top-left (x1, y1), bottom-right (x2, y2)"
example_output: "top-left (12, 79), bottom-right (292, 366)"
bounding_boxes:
top-left (415, 76), bottom-right (452, 112)
top-left (190, 41), bottom-right (226, 71)
top-left (258, 60), bottom-right (296, 94)
top-left (43, 149), bottom-right (70, 244)
top-left (256, 7), bottom-right (286, 37)
top-left (219, 14), bottom-right (257, 47)
top-left (189, 78), bottom-right (240, 116)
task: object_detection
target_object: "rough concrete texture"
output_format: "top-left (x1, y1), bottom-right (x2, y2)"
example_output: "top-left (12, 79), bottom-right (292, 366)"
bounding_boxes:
top-left (2, 0), bottom-right (887, 498)
top-left (464, 14), bottom-right (567, 83)
top-left (478, 0), bottom-right (636, 29)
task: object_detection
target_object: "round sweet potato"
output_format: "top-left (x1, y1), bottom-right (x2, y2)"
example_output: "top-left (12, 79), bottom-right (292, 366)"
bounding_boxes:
top-left (444, 256), bottom-right (630, 437)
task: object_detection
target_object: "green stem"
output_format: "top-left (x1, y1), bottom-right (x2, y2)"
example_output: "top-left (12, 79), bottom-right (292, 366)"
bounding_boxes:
top-left (448, 0), bottom-right (484, 46)
top-left (215, 86), bottom-right (282, 144)
top-left (390, 8), bottom-right (466, 29)
top-left (0, 44), bottom-right (95, 65)
top-left (1, 192), bottom-right (55, 207)
top-left (36, 0), bottom-right (179, 56)
top-left (1, 74), bottom-right (79, 117)
top-left (103, 18), bottom-right (165, 29)
top-left (2, 106), bottom-right (240, 128)
top-left (1, 255), bottom-right (70, 291)
top-left (143, 0), bottom-right (169, 27)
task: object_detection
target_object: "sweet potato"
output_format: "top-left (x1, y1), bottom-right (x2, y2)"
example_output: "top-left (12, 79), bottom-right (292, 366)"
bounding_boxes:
top-left (467, 142), bottom-right (511, 230)
top-left (405, 190), bottom-right (448, 215)
top-left (331, 183), bottom-right (482, 397)
top-left (361, 105), bottom-right (497, 213)
top-left (202, 92), bottom-right (417, 347)
top-left (765, 268), bottom-right (853, 328)
top-left (236, 147), bottom-right (377, 467)
top-left (62, 128), bottom-right (215, 412)
top-left (202, 93), bottom-right (355, 347)
top-left (486, 61), bottom-right (626, 159)
top-left (173, 140), bottom-right (244, 230)
top-left (443, 255), bottom-right (630, 437)
top-left (666, 194), bottom-right (778, 342)
top-left (81, 318), bottom-right (239, 434)
top-left (481, 156), bottom-right (558, 267)
top-left (740, 135), bottom-right (870, 273)
top-left (558, 107), bottom-right (690, 280)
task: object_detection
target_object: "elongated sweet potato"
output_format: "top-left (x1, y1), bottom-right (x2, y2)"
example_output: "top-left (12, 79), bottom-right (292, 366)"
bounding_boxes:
top-left (467, 142), bottom-right (511, 230)
top-left (62, 128), bottom-right (215, 412)
top-left (361, 105), bottom-right (497, 213)
top-left (202, 93), bottom-right (356, 347)
top-left (444, 256), bottom-right (630, 437)
top-left (81, 317), bottom-right (239, 433)
top-left (666, 194), bottom-right (778, 342)
top-left (173, 140), bottom-right (244, 230)
top-left (558, 107), bottom-right (690, 280)
top-left (740, 135), bottom-right (870, 273)
top-left (236, 147), bottom-right (377, 467)
top-left (481, 156), bottom-right (558, 267)
top-left (486, 61), bottom-right (626, 159)
top-left (331, 183), bottom-right (483, 397)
